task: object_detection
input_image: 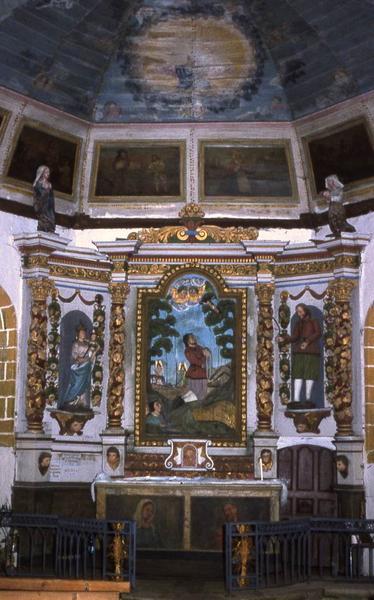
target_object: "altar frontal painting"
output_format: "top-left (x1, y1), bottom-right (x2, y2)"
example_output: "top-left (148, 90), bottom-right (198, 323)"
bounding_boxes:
top-left (135, 270), bottom-right (247, 446)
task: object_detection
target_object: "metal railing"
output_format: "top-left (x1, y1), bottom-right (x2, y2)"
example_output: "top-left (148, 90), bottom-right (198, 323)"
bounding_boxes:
top-left (0, 510), bottom-right (136, 588)
top-left (225, 518), bottom-right (374, 592)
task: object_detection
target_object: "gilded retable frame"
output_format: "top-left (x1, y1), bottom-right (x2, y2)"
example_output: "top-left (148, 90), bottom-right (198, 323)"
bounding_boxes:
top-left (134, 264), bottom-right (248, 447)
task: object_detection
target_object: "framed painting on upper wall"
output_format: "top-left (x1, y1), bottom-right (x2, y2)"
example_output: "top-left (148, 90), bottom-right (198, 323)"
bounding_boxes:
top-left (134, 265), bottom-right (247, 447)
top-left (199, 140), bottom-right (297, 204)
top-left (5, 119), bottom-right (81, 198)
top-left (304, 118), bottom-right (374, 196)
top-left (0, 107), bottom-right (10, 143)
top-left (90, 141), bottom-right (185, 203)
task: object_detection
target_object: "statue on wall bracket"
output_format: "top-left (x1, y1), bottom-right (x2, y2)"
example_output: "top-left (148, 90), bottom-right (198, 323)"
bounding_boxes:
top-left (322, 174), bottom-right (356, 238)
top-left (277, 300), bottom-right (332, 433)
top-left (50, 315), bottom-right (99, 435)
top-left (33, 165), bottom-right (56, 233)
top-left (277, 303), bottom-right (322, 409)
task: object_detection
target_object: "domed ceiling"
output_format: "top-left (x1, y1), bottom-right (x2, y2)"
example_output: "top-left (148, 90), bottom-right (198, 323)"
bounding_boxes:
top-left (0, 0), bottom-right (373, 123)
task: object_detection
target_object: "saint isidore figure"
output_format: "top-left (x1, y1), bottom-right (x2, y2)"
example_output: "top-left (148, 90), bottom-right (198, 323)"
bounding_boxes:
top-left (183, 333), bottom-right (210, 401)
top-left (33, 165), bottom-right (56, 233)
top-left (277, 303), bottom-right (321, 405)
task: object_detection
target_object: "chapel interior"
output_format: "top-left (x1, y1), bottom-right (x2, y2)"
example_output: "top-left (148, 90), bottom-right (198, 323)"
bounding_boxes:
top-left (0, 1), bottom-right (374, 598)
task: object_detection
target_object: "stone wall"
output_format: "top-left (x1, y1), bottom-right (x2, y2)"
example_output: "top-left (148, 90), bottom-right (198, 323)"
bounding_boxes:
top-left (0, 286), bottom-right (16, 446)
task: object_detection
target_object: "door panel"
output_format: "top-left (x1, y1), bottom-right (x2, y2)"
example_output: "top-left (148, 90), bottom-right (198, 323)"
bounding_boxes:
top-left (278, 445), bottom-right (337, 519)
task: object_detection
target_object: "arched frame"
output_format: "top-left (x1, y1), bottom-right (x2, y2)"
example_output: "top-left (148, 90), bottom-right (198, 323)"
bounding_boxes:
top-left (134, 264), bottom-right (247, 447)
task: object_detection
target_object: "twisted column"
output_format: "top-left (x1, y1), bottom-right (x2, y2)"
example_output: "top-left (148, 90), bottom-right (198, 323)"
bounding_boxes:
top-left (255, 283), bottom-right (275, 432)
top-left (26, 278), bottom-right (54, 432)
top-left (106, 282), bottom-right (130, 429)
top-left (331, 278), bottom-right (356, 436)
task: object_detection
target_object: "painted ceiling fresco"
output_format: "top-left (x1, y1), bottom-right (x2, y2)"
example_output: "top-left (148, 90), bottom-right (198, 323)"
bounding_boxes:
top-left (0, 0), bottom-right (373, 122)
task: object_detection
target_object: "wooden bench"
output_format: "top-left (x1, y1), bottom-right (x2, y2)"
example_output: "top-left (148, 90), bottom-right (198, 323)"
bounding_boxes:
top-left (0, 577), bottom-right (130, 599)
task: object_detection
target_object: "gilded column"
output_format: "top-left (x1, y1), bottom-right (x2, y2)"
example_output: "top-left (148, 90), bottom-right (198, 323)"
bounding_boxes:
top-left (26, 278), bottom-right (55, 432)
top-left (106, 282), bottom-right (130, 430)
top-left (331, 278), bottom-right (356, 436)
top-left (255, 283), bottom-right (275, 432)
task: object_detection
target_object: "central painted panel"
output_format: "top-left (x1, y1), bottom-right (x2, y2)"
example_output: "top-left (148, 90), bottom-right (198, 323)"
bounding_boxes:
top-left (135, 267), bottom-right (247, 446)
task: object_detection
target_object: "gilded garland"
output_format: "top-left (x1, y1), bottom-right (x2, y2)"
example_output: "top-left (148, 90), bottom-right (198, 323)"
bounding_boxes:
top-left (278, 291), bottom-right (291, 406)
top-left (91, 294), bottom-right (106, 407)
top-left (45, 290), bottom-right (61, 405)
top-left (323, 287), bottom-right (335, 407)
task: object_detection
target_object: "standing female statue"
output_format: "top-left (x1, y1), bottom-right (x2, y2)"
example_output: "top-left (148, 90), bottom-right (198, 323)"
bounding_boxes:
top-left (61, 324), bottom-right (97, 411)
top-left (33, 165), bottom-right (56, 233)
top-left (322, 174), bottom-right (355, 238)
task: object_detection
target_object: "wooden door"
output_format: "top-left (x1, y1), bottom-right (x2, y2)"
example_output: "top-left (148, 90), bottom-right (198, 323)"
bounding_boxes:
top-left (278, 445), bottom-right (337, 518)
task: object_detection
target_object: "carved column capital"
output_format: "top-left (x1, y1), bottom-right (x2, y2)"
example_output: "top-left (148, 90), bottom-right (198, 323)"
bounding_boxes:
top-left (255, 283), bottom-right (275, 304)
top-left (109, 282), bottom-right (130, 304)
top-left (28, 277), bottom-right (55, 302)
top-left (331, 278), bottom-right (356, 303)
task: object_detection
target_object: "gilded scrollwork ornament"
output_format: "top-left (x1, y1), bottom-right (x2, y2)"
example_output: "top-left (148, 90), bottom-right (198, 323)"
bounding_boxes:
top-left (106, 283), bottom-right (130, 429)
top-left (255, 283), bottom-right (275, 431)
top-left (26, 277), bottom-right (55, 432)
top-left (127, 203), bottom-right (258, 244)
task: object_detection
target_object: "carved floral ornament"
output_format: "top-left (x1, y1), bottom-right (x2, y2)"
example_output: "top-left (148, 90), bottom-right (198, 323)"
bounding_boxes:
top-left (255, 283), bottom-right (275, 432)
top-left (106, 282), bottom-right (130, 429)
top-left (25, 277), bottom-right (56, 432)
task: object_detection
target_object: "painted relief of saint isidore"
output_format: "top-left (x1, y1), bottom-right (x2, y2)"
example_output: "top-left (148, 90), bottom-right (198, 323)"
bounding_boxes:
top-left (183, 333), bottom-right (210, 401)
top-left (277, 303), bottom-right (321, 404)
